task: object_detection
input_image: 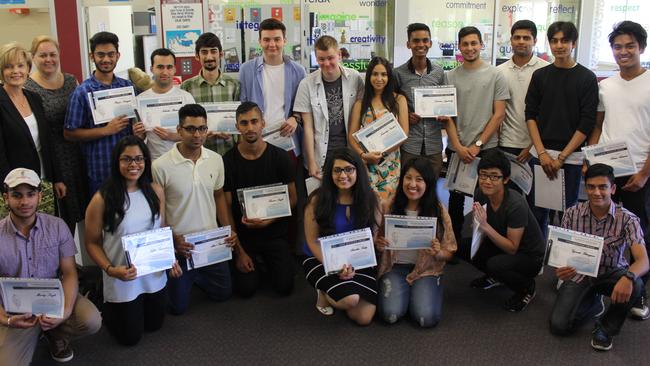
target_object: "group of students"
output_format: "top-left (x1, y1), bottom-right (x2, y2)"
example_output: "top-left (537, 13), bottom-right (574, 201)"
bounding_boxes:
top-left (0, 14), bottom-right (649, 364)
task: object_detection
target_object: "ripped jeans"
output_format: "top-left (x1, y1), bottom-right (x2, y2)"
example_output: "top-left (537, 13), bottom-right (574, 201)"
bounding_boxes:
top-left (378, 264), bottom-right (443, 328)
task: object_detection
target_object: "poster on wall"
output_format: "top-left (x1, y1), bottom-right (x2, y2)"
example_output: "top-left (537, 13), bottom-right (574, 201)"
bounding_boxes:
top-left (162, 1), bottom-right (204, 57)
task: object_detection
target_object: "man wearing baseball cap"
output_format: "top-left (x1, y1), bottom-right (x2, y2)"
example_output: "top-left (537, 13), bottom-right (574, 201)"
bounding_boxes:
top-left (0, 168), bottom-right (101, 364)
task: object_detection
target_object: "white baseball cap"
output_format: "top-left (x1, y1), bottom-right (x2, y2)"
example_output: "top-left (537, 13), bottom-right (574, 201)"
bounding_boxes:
top-left (3, 168), bottom-right (41, 189)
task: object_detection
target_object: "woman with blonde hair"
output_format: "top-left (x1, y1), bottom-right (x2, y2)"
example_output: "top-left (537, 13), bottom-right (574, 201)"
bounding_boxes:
top-left (24, 36), bottom-right (87, 233)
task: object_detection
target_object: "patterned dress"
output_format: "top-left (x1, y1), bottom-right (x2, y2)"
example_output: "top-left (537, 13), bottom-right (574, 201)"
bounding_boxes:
top-left (362, 108), bottom-right (401, 201)
top-left (24, 74), bottom-right (88, 229)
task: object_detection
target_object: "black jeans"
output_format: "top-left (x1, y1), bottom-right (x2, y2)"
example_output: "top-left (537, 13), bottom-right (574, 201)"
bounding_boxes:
top-left (233, 237), bottom-right (295, 297)
top-left (459, 237), bottom-right (542, 294)
top-left (103, 287), bottom-right (167, 346)
top-left (549, 268), bottom-right (644, 336)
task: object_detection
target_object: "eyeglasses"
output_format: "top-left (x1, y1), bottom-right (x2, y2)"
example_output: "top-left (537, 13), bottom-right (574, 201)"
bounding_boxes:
top-left (180, 125), bottom-right (209, 134)
top-left (94, 51), bottom-right (117, 59)
top-left (478, 173), bottom-right (503, 181)
top-left (119, 156), bottom-right (146, 165)
top-left (333, 166), bottom-right (356, 175)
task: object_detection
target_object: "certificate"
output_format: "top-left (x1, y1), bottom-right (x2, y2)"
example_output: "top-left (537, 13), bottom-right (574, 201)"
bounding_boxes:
top-left (445, 154), bottom-right (480, 196)
top-left (319, 228), bottom-right (377, 275)
top-left (0, 278), bottom-right (64, 318)
top-left (121, 227), bottom-right (175, 278)
top-left (533, 165), bottom-right (565, 211)
top-left (583, 141), bottom-right (638, 178)
top-left (203, 102), bottom-right (241, 134)
top-left (305, 177), bottom-right (321, 196)
top-left (262, 122), bottom-right (296, 151)
top-left (184, 226), bottom-right (232, 270)
top-left (503, 152), bottom-right (533, 195)
top-left (470, 204), bottom-right (487, 259)
top-left (352, 112), bottom-right (407, 153)
top-left (138, 95), bottom-right (184, 130)
top-left (238, 184), bottom-right (292, 220)
top-left (88, 86), bottom-right (137, 125)
top-left (384, 215), bottom-right (437, 250)
top-left (413, 85), bottom-right (457, 117)
top-left (546, 225), bottom-right (604, 277)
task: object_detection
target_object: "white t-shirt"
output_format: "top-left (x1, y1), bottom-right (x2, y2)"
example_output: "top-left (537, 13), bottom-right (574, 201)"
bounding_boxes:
top-left (152, 145), bottom-right (224, 236)
top-left (138, 87), bottom-right (196, 160)
top-left (597, 70), bottom-right (650, 169)
top-left (262, 63), bottom-right (286, 125)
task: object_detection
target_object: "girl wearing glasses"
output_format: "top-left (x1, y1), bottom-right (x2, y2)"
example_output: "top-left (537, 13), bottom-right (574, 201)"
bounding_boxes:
top-left (348, 57), bottom-right (409, 203)
top-left (85, 136), bottom-right (181, 345)
top-left (303, 148), bottom-right (381, 325)
top-left (375, 157), bottom-right (456, 327)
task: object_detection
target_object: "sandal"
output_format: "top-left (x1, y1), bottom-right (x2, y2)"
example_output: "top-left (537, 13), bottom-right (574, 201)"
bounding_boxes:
top-left (316, 290), bottom-right (334, 316)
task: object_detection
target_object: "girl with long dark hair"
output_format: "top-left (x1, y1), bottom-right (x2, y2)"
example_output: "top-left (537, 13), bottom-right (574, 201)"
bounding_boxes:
top-left (303, 148), bottom-right (381, 325)
top-left (375, 157), bottom-right (457, 327)
top-left (85, 136), bottom-right (181, 346)
top-left (348, 56), bottom-right (409, 202)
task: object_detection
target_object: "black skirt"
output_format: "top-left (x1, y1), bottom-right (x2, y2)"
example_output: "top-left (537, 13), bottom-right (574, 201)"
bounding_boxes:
top-left (302, 256), bottom-right (377, 305)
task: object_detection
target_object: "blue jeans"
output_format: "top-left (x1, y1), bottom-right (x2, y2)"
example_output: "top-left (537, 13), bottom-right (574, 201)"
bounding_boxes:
top-left (529, 158), bottom-right (582, 237)
top-left (378, 264), bottom-right (443, 328)
top-left (167, 260), bottom-right (232, 315)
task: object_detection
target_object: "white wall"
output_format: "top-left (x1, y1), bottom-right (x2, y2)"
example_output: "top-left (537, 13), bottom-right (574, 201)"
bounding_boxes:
top-left (0, 8), bottom-right (51, 48)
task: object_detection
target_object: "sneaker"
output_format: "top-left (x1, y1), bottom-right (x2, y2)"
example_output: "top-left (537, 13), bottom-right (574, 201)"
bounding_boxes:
top-left (45, 333), bottom-right (74, 363)
top-left (591, 327), bottom-right (613, 351)
top-left (504, 282), bottom-right (536, 312)
top-left (629, 295), bottom-right (650, 320)
top-left (470, 275), bottom-right (503, 290)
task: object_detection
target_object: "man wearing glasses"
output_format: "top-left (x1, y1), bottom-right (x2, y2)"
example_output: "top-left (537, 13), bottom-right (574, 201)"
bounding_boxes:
top-left (458, 149), bottom-right (545, 312)
top-left (152, 104), bottom-right (237, 314)
top-left (64, 32), bottom-right (146, 195)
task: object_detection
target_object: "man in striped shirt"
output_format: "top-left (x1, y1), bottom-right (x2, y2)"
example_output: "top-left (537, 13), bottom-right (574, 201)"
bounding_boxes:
top-left (549, 164), bottom-right (649, 351)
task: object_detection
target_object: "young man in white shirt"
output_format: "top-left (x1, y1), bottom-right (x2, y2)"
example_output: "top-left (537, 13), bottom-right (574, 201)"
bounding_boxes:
top-left (586, 21), bottom-right (650, 320)
top-left (138, 48), bottom-right (195, 160)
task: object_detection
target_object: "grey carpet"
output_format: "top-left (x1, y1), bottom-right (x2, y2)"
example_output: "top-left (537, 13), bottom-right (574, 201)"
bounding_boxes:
top-left (31, 261), bottom-right (648, 365)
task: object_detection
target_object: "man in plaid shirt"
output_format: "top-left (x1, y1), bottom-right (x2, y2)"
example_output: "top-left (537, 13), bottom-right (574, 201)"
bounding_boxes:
top-left (549, 163), bottom-right (649, 351)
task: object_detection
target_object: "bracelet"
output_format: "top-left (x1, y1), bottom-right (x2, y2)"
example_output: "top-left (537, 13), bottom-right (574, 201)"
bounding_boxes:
top-left (104, 264), bottom-right (112, 275)
top-left (6, 316), bottom-right (11, 327)
top-left (557, 154), bottom-right (567, 161)
top-left (538, 150), bottom-right (548, 156)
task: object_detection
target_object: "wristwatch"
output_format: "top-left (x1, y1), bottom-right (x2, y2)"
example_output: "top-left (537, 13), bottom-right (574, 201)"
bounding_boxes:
top-left (624, 270), bottom-right (636, 282)
top-left (474, 140), bottom-right (483, 148)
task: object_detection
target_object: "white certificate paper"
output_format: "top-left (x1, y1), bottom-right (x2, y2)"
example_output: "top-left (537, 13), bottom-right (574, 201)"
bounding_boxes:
top-left (121, 227), bottom-right (175, 278)
top-left (88, 86), bottom-right (137, 125)
top-left (445, 154), bottom-right (480, 196)
top-left (533, 165), bottom-right (566, 211)
top-left (184, 226), bottom-right (232, 270)
top-left (503, 152), bottom-right (533, 195)
top-left (305, 177), bottom-right (321, 196)
top-left (262, 122), bottom-right (296, 151)
top-left (583, 141), bottom-right (638, 178)
top-left (352, 112), bottom-right (407, 154)
top-left (0, 278), bottom-right (64, 318)
top-left (138, 95), bottom-right (184, 130)
top-left (203, 102), bottom-right (241, 134)
top-left (546, 225), bottom-right (604, 277)
top-left (384, 215), bottom-right (437, 250)
top-left (470, 204), bottom-right (487, 259)
top-left (239, 184), bottom-right (292, 220)
top-left (319, 228), bottom-right (377, 275)
top-left (413, 85), bottom-right (457, 117)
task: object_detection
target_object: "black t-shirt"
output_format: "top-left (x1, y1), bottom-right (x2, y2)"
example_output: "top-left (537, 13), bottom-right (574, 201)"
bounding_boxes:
top-left (223, 143), bottom-right (295, 242)
top-left (477, 189), bottom-right (545, 259)
top-left (323, 76), bottom-right (346, 151)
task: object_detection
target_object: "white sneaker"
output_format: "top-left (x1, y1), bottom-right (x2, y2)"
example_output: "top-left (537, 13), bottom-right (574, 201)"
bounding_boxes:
top-left (630, 296), bottom-right (649, 320)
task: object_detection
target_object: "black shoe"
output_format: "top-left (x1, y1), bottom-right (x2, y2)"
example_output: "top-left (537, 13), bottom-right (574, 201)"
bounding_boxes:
top-left (504, 282), bottom-right (536, 312)
top-left (591, 327), bottom-right (613, 351)
top-left (45, 333), bottom-right (74, 362)
top-left (629, 295), bottom-right (650, 320)
top-left (470, 275), bottom-right (503, 290)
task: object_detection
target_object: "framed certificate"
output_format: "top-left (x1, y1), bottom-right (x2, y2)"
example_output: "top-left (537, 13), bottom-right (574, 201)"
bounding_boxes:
top-left (352, 112), bottom-right (407, 154)
top-left (583, 141), bottom-right (638, 178)
top-left (184, 226), bottom-right (232, 270)
top-left (138, 95), bottom-right (184, 130)
top-left (413, 85), bottom-right (457, 117)
top-left (0, 278), bottom-right (64, 318)
top-left (203, 102), bottom-right (241, 134)
top-left (88, 86), bottom-right (137, 125)
top-left (238, 184), bottom-right (292, 220)
top-left (546, 225), bottom-right (604, 277)
top-left (445, 154), bottom-right (480, 196)
top-left (262, 122), bottom-right (296, 151)
top-left (121, 227), bottom-right (176, 278)
top-left (319, 227), bottom-right (377, 275)
top-left (384, 215), bottom-right (437, 250)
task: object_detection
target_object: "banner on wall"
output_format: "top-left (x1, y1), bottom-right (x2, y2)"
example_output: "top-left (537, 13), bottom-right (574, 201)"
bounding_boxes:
top-left (162, 1), bottom-right (204, 57)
